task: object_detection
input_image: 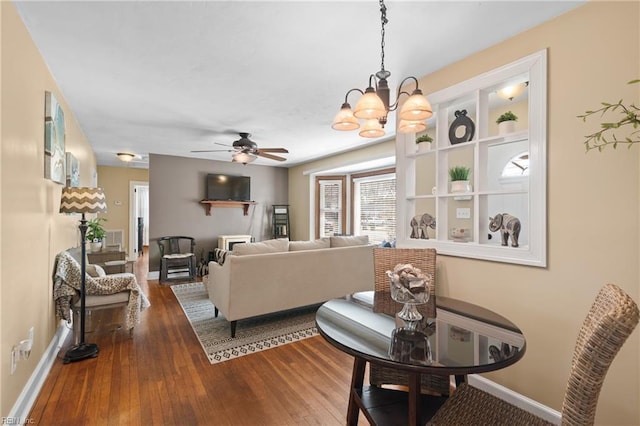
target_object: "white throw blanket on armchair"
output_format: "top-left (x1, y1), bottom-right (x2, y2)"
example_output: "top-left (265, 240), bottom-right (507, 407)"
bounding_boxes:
top-left (53, 251), bottom-right (150, 330)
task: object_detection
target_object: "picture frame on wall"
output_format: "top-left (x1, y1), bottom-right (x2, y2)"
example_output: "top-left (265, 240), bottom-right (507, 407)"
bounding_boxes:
top-left (44, 91), bottom-right (66, 184)
top-left (66, 152), bottom-right (79, 187)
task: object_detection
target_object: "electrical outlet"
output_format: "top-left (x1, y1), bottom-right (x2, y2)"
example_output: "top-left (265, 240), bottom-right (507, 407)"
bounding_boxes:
top-left (456, 208), bottom-right (471, 219)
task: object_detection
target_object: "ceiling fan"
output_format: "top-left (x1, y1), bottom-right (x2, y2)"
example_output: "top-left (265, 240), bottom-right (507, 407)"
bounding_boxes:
top-left (191, 132), bottom-right (288, 164)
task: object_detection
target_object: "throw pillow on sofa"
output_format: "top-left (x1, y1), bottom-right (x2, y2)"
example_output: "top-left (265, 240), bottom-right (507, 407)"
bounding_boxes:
top-left (330, 235), bottom-right (369, 247)
top-left (289, 238), bottom-right (330, 251)
top-left (232, 238), bottom-right (289, 255)
top-left (212, 248), bottom-right (230, 265)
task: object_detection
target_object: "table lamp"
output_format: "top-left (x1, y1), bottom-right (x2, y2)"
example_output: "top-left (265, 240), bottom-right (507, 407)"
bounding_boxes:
top-left (59, 187), bottom-right (107, 363)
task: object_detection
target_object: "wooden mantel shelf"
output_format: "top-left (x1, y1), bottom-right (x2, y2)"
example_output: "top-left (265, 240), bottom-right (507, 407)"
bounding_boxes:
top-left (200, 200), bottom-right (257, 216)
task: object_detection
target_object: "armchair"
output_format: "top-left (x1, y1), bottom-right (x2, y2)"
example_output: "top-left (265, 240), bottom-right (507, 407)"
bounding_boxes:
top-left (53, 250), bottom-right (149, 341)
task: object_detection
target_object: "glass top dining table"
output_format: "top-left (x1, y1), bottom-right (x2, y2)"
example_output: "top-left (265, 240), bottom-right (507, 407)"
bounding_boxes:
top-left (315, 291), bottom-right (526, 425)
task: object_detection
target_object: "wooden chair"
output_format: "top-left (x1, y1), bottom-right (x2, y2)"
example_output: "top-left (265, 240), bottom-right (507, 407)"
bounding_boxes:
top-left (371, 247), bottom-right (450, 395)
top-left (429, 283), bottom-right (640, 426)
top-left (158, 236), bottom-right (196, 284)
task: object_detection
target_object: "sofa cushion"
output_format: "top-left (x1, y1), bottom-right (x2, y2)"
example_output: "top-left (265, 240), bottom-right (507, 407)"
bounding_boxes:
top-left (330, 235), bottom-right (369, 247)
top-left (289, 238), bottom-right (330, 251)
top-left (232, 238), bottom-right (289, 255)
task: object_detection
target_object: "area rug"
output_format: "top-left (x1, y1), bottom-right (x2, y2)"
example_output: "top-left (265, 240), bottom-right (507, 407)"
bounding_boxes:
top-left (171, 282), bottom-right (318, 364)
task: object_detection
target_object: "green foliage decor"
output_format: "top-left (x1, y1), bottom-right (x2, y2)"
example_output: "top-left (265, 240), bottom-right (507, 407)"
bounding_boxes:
top-left (577, 79), bottom-right (640, 152)
top-left (449, 166), bottom-right (470, 181)
top-left (415, 134), bottom-right (433, 144)
top-left (86, 217), bottom-right (107, 242)
top-left (496, 111), bottom-right (518, 124)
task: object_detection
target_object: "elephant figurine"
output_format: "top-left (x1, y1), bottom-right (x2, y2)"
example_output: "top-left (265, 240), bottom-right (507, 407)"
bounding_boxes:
top-left (410, 213), bottom-right (436, 239)
top-left (489, 213), bottom-right (521, 247)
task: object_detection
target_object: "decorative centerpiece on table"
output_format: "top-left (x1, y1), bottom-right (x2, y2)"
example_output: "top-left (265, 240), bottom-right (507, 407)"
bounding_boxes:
top-left (386, 263), bottom-right (432, 323)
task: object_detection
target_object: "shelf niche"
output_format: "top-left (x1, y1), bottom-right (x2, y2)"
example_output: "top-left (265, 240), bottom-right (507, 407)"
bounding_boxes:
top-left (200, 200), bottom-right (256, 216)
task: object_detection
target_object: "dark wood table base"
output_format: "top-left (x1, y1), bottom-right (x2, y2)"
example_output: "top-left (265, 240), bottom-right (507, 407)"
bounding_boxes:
top-left (347, 357), bottom-right (449, 426)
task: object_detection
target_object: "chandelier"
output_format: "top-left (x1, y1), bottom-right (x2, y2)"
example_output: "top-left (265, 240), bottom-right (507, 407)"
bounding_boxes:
top-left (332, 0), bottom-right (432, 138)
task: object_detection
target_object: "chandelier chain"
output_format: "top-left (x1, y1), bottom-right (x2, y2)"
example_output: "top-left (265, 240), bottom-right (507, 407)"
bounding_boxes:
top-left (379, 0), bottom-right (387, 72)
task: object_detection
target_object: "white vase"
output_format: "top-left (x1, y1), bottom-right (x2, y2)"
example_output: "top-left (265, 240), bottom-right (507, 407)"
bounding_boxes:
top-left (416, 142), bottom-right (431, 153)
top-left (450, 180), bottom-right (472, 193)
top-left (89, 241), bottom-right (103, 253)
top-left (498, 120), bottom-right (515, 135)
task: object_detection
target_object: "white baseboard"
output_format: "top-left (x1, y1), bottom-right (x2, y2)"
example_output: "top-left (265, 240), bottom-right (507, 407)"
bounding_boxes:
top-left (468, 375), bottom-right (561, 425)
top-left (7, 321), bottom-right (71, 424)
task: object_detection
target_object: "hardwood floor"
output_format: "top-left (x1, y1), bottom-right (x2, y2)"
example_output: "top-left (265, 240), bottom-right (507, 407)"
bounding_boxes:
top-left (30, 249), bottom-right (366, 425)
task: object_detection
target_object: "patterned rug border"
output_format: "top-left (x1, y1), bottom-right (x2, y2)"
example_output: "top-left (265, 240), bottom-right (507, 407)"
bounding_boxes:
top-left (171, 282), bottom-right (318, 364)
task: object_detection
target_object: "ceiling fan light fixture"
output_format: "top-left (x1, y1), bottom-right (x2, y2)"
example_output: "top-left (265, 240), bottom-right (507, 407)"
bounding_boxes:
top-left (117, 152), bottom-right (136, 162)
top-left (332, 103), bottom-right (360, 131)
top-left (232, 152), bottom-right (257, 164)
top-left (359, 119), bottom-right (385, 138)
top-left (398, 119), bottom-right (427, 134)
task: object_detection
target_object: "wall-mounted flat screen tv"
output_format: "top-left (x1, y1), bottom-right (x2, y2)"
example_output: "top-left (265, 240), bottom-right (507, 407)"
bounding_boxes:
top-left (206, 174), bottom-right (251, 201)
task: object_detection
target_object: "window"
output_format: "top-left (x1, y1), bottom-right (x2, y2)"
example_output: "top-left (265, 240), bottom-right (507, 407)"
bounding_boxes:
top-left (501, 152), bottom-right (529, 177)
top-left (316, 176), bottom-right (346, 238)
top-left (352, 169), bottom-right (396, 244)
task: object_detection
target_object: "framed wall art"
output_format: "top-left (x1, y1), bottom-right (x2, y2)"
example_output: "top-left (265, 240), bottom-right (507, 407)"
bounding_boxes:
top-left (44, 91), bottom-right (66, 184)
top-left (66, 152), bottom-right (79, 187)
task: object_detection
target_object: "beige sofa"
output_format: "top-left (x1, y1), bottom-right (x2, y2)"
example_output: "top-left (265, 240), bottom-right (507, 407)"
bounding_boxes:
top-left (207, 236), bottom-right (375, 337)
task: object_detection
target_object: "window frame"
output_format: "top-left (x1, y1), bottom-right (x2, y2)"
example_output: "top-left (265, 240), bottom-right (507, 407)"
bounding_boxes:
top-left (350, 167), bottom-right (396, 244)
top-left (315, 175), bottom-right (347, 239)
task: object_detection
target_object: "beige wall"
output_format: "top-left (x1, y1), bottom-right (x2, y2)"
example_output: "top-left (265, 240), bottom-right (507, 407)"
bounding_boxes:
top-left (288, 140), bottom-right (396, 240)
top-left (0, 2), bottom-right (98, 414)
top-left (97, 166), bottom-right (149, 256)
top-left (291, 2), bottom-right (639, 424)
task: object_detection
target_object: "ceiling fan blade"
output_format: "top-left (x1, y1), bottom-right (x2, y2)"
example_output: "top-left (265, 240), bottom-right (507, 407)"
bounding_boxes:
top-left (190, 149), bottom-right (233, 153)
top-left (258, 147), bottom-right (289, 153)
top-left (256, 151), bottom-right (287, 161)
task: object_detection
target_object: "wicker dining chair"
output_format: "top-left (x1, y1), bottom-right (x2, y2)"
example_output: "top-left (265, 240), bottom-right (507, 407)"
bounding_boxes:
top-left (429, 283), bottom-right (640, 426)
top-left (370, 247), bottom-right (450, 395)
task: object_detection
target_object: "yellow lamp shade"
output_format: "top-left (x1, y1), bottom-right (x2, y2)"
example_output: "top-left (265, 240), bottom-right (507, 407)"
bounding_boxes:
top-left (398, 119), bottom-right (427, 134)
top-left (332, 104), bottom-right (360, 131)
top-left (399, 90), bottom-right (433, 121)
top-left (359, 119), bottom-right (385, 138)
top-left (354, 89), bottom-right (386, 119)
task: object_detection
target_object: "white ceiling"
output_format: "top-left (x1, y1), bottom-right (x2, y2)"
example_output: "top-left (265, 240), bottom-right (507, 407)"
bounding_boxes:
top-left (14, 0), bottom-right (582, 169)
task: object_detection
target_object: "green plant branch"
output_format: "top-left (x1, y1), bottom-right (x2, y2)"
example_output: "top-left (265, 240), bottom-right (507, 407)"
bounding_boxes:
top-left (578, 80), bottom-right (640, 152)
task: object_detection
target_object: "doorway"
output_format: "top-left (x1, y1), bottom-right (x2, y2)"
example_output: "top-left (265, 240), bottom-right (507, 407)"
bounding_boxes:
top-left (129, 181), bottom-right (149, 258)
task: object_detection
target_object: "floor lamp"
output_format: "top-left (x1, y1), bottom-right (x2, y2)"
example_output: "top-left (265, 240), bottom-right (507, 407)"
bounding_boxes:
top-left (59, 187), bottom-right (107, 363)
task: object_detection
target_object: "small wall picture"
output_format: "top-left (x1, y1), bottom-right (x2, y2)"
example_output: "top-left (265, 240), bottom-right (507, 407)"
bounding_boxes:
top-left (66, 152), bottom-right (79, 187)
top-left (44, 92), bottom-right (66, 184)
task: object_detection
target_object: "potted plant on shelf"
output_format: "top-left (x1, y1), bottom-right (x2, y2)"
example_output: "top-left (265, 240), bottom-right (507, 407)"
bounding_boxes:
top-left (415, 133), bottom-right (433, 153)
top-left (86, 217), bottom-right (107, 252)
top-left (449, 166), bottom-right (472, 193)
top-left (496, 110), bottom-right (518, 135)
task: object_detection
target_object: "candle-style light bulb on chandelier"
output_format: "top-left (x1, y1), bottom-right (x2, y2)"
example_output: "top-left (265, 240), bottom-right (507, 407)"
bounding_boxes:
top-left (332, 0), bottom-right (432, 138)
